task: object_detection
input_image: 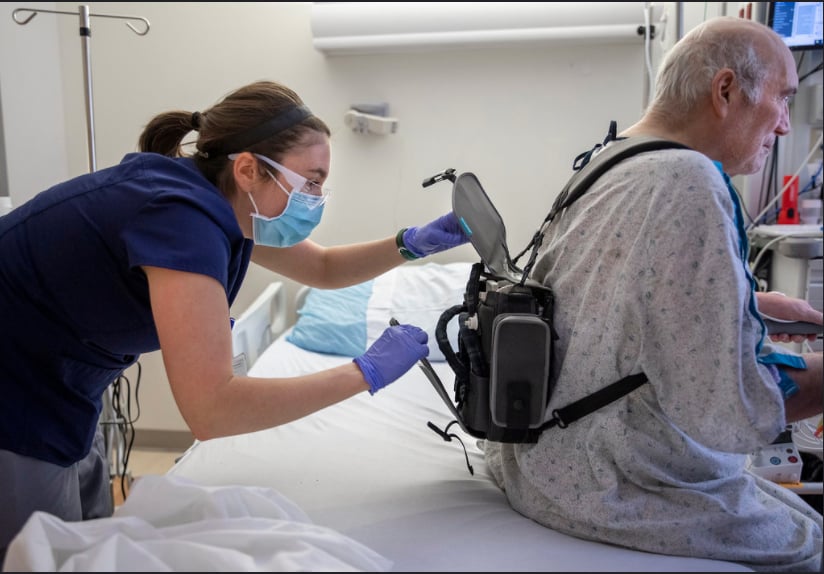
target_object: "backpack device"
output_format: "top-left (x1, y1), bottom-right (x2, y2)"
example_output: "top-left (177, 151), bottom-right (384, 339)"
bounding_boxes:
top-left (416, 126), bottom-right (688, 469)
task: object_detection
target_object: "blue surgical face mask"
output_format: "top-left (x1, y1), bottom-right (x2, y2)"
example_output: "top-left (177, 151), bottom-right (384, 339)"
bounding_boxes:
top-left (248, 178), bottom-right (325, 248)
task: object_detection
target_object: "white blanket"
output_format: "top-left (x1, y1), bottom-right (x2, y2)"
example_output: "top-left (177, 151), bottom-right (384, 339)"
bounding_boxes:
top-left (3, 475), bottom-right (391, 572)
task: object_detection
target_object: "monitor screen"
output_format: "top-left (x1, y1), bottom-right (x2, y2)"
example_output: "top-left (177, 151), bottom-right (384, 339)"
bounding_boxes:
top-left (768, 2), bottom-right (823, 51)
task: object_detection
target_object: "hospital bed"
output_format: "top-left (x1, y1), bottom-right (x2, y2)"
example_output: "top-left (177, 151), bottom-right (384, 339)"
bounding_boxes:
top-left (169, 261), bottom-right (753, 572)
top-left (4, 262), bottom-right (756, 572)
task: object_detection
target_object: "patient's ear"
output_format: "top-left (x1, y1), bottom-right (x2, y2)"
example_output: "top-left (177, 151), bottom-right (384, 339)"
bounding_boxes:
top-left (711, 68), bottom-right (736, 116)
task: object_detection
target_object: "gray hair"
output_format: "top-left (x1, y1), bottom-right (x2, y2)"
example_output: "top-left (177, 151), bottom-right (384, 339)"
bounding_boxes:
top-left (650, 17), bottom-right (772, 116)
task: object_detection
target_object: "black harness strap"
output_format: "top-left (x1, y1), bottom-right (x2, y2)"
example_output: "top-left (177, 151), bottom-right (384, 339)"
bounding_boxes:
top-left (548, 135), bottom-right (690, 229)
top-left (526, 131), bottom-right (688, 432)
top-left (514, 126), bottom-right (690, 280)
top-left (540, 372), bottom-right (649, 430)
top-left (513, 130), bottom-right (690, 434)
top-left (434, 123), bottom-right (692, 452)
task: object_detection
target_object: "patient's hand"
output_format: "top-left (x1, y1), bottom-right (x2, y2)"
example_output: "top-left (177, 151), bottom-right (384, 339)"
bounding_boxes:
top-left (756, 291), bottom-right (823, 343)
top-left (782, 352), bottom-right (824, 423)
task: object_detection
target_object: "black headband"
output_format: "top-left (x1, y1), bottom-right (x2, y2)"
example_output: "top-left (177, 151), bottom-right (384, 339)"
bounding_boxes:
top-left (200, 105), bottom-right (312, 158)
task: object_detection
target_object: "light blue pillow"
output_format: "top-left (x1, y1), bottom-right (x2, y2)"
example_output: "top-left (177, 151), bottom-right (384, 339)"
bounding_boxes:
top-left (286, 281), bottom-right (373, 356)
top-left (286, 263), bottom-right (473, 360)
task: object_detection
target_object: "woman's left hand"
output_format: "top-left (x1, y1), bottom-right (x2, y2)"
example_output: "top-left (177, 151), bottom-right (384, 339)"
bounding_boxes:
top-left (402, 212), bottom-right (470, 258)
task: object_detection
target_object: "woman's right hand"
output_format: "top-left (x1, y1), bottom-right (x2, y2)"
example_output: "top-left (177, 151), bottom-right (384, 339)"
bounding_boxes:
top-left (353, 323), bottom-right (429, 394)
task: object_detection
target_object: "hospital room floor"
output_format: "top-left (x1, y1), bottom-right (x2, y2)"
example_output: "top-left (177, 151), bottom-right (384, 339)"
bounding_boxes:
top-left (113, 448), bottom-right (181, 506)
top-left (128, 448), bottom-right (180, 475)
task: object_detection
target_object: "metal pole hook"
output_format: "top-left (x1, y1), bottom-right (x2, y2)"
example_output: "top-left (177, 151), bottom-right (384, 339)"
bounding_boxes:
top-left (12, 7), bottom-right (151, 35)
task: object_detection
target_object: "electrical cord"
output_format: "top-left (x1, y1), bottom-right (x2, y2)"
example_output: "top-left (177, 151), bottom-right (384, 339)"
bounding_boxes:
top-left (799, 60), bottom-right (824, 84)
top-left (749, 222), bottom-right (824, 277)
top-left (748, 233), bottom-right (794, 278)
top-left (801, 338), bottom-right (817, 353)
top-left (756, 140), bottom-right (780, 225)
top-left (798, 451), bottom-right (823, 514)
top-left (642, 3), bottom-right (654, 110)
top-left (798, 160), bottom-right (823, 199)
top-left (104, 362), bottom-right (142, 501)
top-left (731, 179), bottom-right (757, 227)
top-left (748, 133), bottom-right (824, 232)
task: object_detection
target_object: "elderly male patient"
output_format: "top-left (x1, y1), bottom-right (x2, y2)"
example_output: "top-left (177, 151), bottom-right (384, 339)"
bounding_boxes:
top-left (485, 16), bottom-right (822, 573)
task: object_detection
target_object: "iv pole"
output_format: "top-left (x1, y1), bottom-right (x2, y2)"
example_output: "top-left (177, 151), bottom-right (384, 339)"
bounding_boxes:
top-left (12, 5), bottom-right (150, 172)
top-left (11, 5), bottom-right (150, 501)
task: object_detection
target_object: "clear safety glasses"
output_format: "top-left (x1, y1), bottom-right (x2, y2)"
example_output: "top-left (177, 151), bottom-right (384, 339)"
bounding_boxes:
top-left (228, 153), bottom-right (331, 208)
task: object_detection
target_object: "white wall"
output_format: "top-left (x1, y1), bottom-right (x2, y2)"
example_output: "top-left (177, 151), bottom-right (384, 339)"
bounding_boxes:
top-left (0, 2), bottom-right (734, 437)
top-left (1, 2), bottom-right (70, 205)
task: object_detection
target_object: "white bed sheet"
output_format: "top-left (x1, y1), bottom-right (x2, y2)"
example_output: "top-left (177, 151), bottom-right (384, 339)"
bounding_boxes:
top-left (4, 474), bottom-right (390, 572)
top-left (169, 333), bottom-right (751, 572)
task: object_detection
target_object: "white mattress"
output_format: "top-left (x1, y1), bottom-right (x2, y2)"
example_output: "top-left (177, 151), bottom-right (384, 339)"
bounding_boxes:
top-left (169, 332), bottom-right (751, 572)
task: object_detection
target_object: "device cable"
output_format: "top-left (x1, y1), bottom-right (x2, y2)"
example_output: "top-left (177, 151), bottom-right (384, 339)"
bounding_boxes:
top-left (748, 133), bottom-right (824, 232)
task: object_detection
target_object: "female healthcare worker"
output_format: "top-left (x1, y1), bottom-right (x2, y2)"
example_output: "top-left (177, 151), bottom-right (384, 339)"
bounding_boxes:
top-left (0, 80), bottom-right (469, 561)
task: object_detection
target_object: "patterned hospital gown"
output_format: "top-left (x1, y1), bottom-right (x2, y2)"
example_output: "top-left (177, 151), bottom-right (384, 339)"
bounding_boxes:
top-left (484, 147), bottom-right (823, 572)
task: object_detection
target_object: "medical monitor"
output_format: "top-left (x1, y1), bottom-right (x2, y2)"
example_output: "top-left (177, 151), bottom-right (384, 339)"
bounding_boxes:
top-left (767, 2), bottom-right (823, 51)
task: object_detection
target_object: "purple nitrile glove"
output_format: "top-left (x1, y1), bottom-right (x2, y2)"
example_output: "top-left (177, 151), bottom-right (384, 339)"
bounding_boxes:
top-left (353, 323), bottom-right (429, 395)
top-left (402, 212), bottom-right (470, 258)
